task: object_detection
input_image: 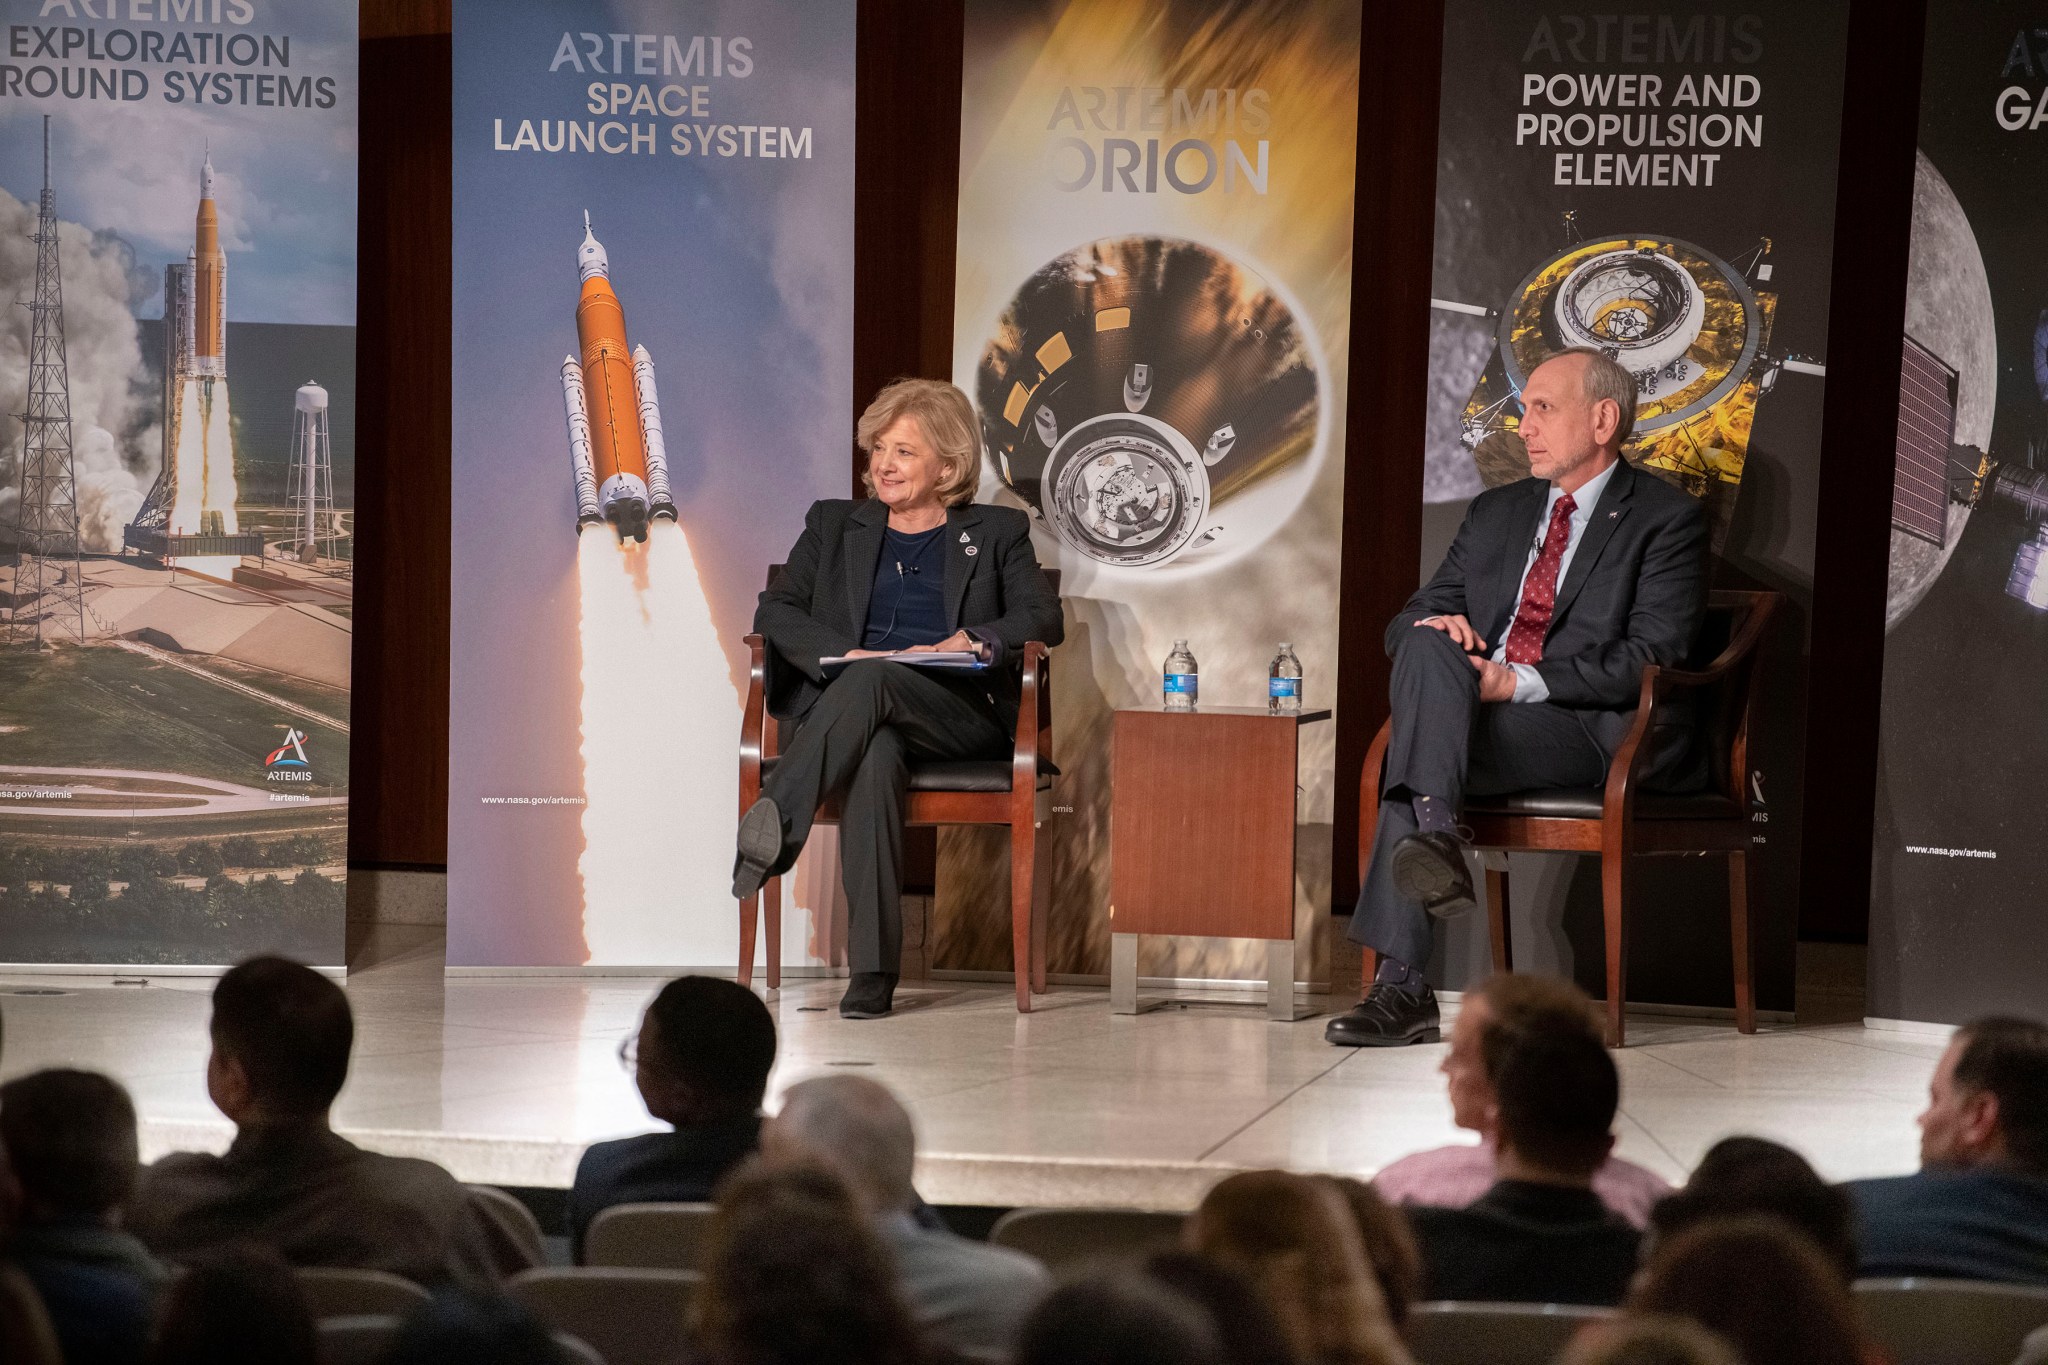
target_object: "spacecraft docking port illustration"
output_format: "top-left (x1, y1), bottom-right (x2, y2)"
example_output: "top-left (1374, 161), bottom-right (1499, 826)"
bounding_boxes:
top-left (561, 212), bottom-right (676, 544)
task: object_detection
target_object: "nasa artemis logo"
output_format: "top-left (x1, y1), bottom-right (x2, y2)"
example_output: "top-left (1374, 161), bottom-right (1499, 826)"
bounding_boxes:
top-left (265, 728), bottom-right (314, 783)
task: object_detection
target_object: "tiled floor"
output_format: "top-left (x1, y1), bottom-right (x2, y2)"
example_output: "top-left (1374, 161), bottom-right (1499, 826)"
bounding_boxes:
top-left (0, 929), bottom-right (1939, 1210)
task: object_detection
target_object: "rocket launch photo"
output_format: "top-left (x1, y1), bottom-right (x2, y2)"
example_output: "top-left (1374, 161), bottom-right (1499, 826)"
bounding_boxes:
top-left (562, 212), bottom-right (676, 542)
top-left (125, 150), bottom-right (267, 571)
top-left (562, 211), bottom-right (744, 964)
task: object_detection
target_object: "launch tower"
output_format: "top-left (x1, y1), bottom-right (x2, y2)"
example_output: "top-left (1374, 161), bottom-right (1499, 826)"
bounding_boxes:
top-left (8, 115), bottom-right (86, 649)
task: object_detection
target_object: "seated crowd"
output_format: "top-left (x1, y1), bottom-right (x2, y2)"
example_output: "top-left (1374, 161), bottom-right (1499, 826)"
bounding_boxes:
top-left (0, 955), bottom-right (2044, 1365)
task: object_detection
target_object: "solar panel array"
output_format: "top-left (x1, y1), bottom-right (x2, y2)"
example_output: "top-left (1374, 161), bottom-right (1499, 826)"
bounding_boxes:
top-left (1894, 336), bottom-right (1957, 546)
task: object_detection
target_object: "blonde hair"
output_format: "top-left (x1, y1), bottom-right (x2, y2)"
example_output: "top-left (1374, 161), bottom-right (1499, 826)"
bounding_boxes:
top-left (856, 378), bottom-right (982, 507)
top-left (1186, 1171), bottom-right (1416, 1365)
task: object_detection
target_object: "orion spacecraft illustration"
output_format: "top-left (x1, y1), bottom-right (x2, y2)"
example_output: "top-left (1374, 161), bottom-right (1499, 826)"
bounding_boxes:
top-left (976, 236), bottom-right (1319, 570)
top-left (561, 212), bottom-right (676, 544)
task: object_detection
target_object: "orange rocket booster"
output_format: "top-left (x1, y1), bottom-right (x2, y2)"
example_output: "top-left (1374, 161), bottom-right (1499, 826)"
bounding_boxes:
top-left (561, 213), bottom-right (676, 543)
top-left (191, 152), bottom-right (225, 377)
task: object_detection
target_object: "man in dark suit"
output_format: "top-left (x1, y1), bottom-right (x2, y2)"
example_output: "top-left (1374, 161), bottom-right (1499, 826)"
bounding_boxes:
top-left (1848, 1015), bottom-right (2048, 1286)
top-left (1405, 1022), bottom-right (1641, 1305)
top-left (738, 379), bottom-right (1063, 1018)
top-left (568, 976), bottom-right (774, 1261)
top-left (1329, 347), bottom-right (1709, 1046)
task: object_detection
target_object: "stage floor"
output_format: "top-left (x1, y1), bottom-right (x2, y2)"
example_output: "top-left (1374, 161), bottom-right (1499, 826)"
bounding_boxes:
top-left (0, 930), bottom-right (1937, 1210)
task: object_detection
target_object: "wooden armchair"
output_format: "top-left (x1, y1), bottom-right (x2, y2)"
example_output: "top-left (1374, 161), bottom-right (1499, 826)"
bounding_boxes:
top-left (738, 568), bottom-right (1057, 1011)
top-left (1358, 590), bottom-right (1781, 1046)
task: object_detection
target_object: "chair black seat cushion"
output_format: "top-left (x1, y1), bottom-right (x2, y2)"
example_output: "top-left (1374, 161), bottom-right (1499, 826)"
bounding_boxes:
top-left (1465, 787), bottom-right (1741, 820)
top-left (759, 755), bottom-right (1055, 793)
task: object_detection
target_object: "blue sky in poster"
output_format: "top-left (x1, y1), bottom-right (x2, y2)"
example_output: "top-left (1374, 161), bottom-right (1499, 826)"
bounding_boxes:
top-left (0, 0), bottom-right (357, 325)
top-left (447, 0), bottom-right (856, 964)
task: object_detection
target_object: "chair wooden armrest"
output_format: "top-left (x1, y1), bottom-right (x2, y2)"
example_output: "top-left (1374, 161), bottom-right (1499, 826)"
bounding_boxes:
top-left (1011, 641), bottom-right (1050, 798)
top-left (741, 633), bottom-right (768, 776)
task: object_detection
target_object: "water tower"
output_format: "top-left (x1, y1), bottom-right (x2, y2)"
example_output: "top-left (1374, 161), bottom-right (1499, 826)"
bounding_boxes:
top-left (285, 381), bottom-right (337, 564)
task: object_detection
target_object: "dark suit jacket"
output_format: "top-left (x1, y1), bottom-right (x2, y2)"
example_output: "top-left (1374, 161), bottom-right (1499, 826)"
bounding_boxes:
top-left (1408, 1180), bottom-right (1642, 1306)
top-left (1848, 1168), bottom-right (2048, 1287)
top-left (1392, 459), bottom-right (1709, 769)
top-left (568, 1116), bottom-right (761, 1263)
top-left (755, 499), bottom-right (1064, 732)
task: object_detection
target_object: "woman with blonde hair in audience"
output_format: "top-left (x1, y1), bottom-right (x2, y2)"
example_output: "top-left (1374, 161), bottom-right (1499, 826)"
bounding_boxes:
top-left (1626, 1216), bottom-right (1872, 1365)
top-left (1185, 1170), bottom-right (1415, 1365)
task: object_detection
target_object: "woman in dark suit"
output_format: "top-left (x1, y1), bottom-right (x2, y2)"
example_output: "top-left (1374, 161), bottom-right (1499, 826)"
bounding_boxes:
top-left (735, 379), bottom-right (1063, 1019)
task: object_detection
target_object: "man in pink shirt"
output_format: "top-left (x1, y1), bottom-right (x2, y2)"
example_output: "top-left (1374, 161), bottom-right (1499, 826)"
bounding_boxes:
top-left (1373, 973), bottom-right (1669, 1228)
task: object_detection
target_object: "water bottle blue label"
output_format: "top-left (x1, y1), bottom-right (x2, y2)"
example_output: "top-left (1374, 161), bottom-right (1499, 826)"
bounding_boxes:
top-left (1269, 678), bottom-right (1301, 698)
top-left (1164, 674), bottom-right (1197, 694)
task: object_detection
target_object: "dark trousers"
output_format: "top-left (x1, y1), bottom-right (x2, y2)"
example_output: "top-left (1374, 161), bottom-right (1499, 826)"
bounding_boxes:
top-left (1347, 625), bottom-right (1612, 972)
top-left (765, 662), bottom-right (1008, 974)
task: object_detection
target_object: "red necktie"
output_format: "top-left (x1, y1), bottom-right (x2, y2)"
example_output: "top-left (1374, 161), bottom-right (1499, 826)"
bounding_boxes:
top-left (1502, 493), bottom-right (1576, 665)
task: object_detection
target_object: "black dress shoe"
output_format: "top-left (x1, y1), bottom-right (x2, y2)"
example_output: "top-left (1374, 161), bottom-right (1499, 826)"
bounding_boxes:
top-left (732, 797), bottom-right (785, 901)
top-left (1391, 829), bottom-right (1477, 918)
top-left (839, 972), bottom-right (898, 1019)
top-left (1324, 984), bottom-right (1441, 1047)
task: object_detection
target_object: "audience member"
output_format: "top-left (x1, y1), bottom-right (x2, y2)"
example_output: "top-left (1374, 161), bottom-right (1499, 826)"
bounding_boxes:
top-left (569, 975), bottom-right (776, 1260)
top-left (765, 1075), bottom-right (1047, 1358)
top-left (1557, 1316), bottom-right (1744, 1365)
top-left (383, 1290), bottom-right (574, 1365)
top-left (1847, 1015), bottom-right (2048, 1286)
top-left (696, 1157), bottom-right (927, 1365)
top-left (1405, 1025), bottom-right (1640, 1305)
top-left (1016, 1274), bottom-right (1226, 1365)
top-left (1317, 1177), bottom-right (1423, 1331)
top-left (126, 956), bottom-right (535, 1288)
top-left (148, 1247), bottom-right (317, 1365)
top-left (0, 1261), bottom-right (62, 1365)
top-left (0, 1069), bottom-right (165, 1365)
top-left (1373, 974), bottom-right (1669, 1227)
top-left (1626, 1216), bottom-right (1868, 1365)
top-left (1647, 1135), bottom-right (1857, 1281)
top-left (1185, 1170), bottom-right (1414, 1365)
top-left (1142, 1251), bottom-right (1296, 1365)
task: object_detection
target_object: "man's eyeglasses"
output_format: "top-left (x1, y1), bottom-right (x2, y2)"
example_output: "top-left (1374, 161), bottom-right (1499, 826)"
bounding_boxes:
top-left (617, 1036), bottom-right (639, 1071)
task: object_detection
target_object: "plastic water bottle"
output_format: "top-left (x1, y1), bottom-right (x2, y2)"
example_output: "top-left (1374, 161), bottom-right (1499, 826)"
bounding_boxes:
top-left (1269, 643), bottom-right (1303, 715)
top-left (1163, 639), bottom-right (1198, 711)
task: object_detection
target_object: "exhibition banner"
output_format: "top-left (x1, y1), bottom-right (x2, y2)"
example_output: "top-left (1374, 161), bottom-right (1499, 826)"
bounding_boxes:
top-left (1870, 4), bottom-right (2048, 1023)
top-left (0, 0), bottom-right (357, 967)
top-left (947, 0), bottom-right (1361, 981)
top-left (1421, 3), bottom-right (1848, 1005)
top-left (448, 0), bottom-right (855, 967)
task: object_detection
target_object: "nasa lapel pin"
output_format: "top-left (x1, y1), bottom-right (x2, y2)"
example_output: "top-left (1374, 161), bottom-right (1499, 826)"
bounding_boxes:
top-left (965, 546), bottom-right (978, 556)
top-left (1608, 510), bottom-right (1619, 519)
top-left (961, 530), bottom-right (977, 556)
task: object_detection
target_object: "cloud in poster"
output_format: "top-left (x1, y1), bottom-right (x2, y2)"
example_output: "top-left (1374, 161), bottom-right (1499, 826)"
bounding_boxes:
top-left (0, 0), bottom-right (357, 326)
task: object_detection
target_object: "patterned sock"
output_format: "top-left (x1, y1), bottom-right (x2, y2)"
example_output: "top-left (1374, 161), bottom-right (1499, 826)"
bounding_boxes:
top-left (1412, 794), bottom-right (1457, 835)
top-left (1374, 955), bottom-right (1424, 989)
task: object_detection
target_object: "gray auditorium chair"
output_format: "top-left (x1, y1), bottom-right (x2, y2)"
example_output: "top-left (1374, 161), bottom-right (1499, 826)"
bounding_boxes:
top-left (317, 1313), bottom-right (607, 1365)
top-left (987, 1207), bottom-right (1184, 1273)
top-left (1853, 1277), bottom-right (2048, 1365)
top-left (510, 1266), bottom-right (700, 1365)
top-left (1404, 1301), bottom-right (1615, 1365)
top-left (294, 1267), bottom-right (431, 1319)
top-left (584, 1201), bottom-right (718, 1270)
top-left (468, 1182), bottom-right (548, 1266)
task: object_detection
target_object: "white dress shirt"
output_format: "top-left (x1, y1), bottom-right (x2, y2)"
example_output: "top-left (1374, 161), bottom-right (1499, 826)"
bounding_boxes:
top-left (1490, 459), bottom-right (1619, 704)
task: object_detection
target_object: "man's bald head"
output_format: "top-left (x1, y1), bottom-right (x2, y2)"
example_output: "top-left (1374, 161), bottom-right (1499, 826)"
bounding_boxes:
top-left (763, 1075), bottom-right (917, 1214)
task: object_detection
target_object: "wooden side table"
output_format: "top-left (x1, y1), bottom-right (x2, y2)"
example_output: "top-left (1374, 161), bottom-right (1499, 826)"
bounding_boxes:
top-left (1109, 705), bottom-right (1333, 1020)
